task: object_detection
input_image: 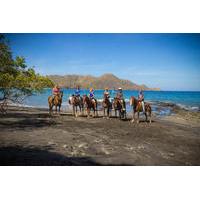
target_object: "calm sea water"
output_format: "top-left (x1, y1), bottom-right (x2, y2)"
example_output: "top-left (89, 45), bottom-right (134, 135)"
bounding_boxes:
top-left (20, 89), bottom-right (200, 115)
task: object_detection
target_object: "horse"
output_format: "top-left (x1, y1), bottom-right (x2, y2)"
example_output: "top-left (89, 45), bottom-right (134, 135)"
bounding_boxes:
top-left (68, 95), bottom-right (84, 117)
top-left (112, 97), bottom-right (126, 119)
top-left (102, 96), bottom-right (112, 118)
top-left (130, 96), bottom-right (152, 124)
top-left (48, 91), bottom-right (63, 115)
top-left (82, 95), bottom-right (98, 118)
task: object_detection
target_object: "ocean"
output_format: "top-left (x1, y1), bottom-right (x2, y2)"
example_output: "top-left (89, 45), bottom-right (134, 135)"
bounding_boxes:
top-left (16, 89), bottom-right (200, 116)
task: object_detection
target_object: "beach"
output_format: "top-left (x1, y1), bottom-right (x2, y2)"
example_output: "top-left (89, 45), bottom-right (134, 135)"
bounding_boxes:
top-left (0, 105), bottom-right (200, 166)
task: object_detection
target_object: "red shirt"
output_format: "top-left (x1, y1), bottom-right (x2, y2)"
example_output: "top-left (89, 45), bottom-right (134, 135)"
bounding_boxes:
top-left (53, 88), bottom-right (60, 93)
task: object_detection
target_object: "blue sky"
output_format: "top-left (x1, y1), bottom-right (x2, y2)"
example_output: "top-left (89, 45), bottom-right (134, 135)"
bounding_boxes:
top-left (5, 33), bottom-right (200, 91)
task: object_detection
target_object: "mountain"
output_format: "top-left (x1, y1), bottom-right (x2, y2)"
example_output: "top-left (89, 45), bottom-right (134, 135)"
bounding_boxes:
top-left (47, 73), bottom-right (160, 91)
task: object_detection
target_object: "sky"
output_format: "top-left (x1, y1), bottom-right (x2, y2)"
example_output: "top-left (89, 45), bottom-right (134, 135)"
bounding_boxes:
top-left (5, 33), bottom-right (200, 91)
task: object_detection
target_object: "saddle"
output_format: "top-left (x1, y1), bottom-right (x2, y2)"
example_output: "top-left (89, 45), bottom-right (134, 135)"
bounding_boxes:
top-left (137, 101), bottom-right (145, 112)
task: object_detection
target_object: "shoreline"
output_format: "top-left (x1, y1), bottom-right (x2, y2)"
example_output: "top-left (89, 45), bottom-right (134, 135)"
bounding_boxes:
top-left (5, 103), bottom-right (200, 126)
top-left (6, 99), bottom-right (200, 117)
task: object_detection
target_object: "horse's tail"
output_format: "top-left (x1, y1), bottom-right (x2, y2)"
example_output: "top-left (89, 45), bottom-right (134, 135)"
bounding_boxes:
top-left (68, 96), bottom-right (73, 105)
top-left (146, 103), bottom-right (151, 113)
top-left (130, 97), bottom-right (133, 106)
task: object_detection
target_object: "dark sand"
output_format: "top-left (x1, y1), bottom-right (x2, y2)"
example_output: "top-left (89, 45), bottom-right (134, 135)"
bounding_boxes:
top-left (0, 106), bottom-right (200, 166)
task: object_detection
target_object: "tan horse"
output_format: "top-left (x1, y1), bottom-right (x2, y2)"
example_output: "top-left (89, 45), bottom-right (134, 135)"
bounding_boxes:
top-left (48, 91), bottom-right (63, 115)
top-left (130, 96), bottom-right (152, 124)
top-left (68, 95), bottom-right (84, 117)
top-left (82, 95), bottom-right (98, 118)
top-left (102, 95), bottom-right (112, 118)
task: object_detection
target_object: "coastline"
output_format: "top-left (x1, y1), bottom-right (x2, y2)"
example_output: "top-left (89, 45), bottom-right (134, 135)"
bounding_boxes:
top-left (0, 105), bottom-right (199, 165)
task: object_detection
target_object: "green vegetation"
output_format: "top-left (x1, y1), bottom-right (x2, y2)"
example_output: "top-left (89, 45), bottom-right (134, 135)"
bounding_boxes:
top-left (0, 34), bottom-right (53, 109)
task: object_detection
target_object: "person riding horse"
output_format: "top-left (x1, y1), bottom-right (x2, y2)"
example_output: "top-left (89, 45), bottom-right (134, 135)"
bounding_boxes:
top-left (89, 88), bottom-right (97, 104)
top-left (48, 85), bottom-right (63, 114)
top-left (52, 85), bottom-right (61, 100)
top-left (103, 87), bottom-right (110, 100)
top-left (74, 85), bottom-right (81, 100)
top-left (102, 87), bottom-right (112, 118)
top-left (116, 87), bottom-right (125, 111)
top-left (138, 90), bottom-right (145, 113)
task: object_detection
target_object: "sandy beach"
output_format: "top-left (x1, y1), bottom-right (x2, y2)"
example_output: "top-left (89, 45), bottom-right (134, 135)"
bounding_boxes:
top-left (0, 106), bottom-right (200, 166)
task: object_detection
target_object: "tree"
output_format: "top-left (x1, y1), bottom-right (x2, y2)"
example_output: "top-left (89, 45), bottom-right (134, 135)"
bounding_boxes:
top-left (0, 34), bottom-right (54, 112)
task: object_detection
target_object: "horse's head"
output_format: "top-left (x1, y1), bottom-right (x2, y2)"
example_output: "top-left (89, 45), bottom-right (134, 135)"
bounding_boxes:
top-left (112, 97), bottom-right (119, 109)
top-left (130, 96), bottom-right (138, 107)
top-left (60, 91), bottom-right (63, 98)
top-left (82, 95), bottom-right (87, 104)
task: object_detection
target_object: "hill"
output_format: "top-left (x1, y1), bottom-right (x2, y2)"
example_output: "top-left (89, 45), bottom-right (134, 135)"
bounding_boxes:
top-left (47, 73), bottom-right (160, 90)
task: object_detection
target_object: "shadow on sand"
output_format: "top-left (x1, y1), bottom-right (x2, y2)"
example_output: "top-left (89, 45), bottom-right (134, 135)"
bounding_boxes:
top-left (0, 111), bottom-right (60, 130)
top-left (0, 146), bottom-right (102, 166)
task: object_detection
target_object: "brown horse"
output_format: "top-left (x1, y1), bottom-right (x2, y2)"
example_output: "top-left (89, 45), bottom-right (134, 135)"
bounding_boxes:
top-left (112, 97), bottom-right (126, 119)
top-left (69, 95), bottom-right (84, 117)
top-left (82, 95), bottom-right (98, 118)
top-left (48, 91), bottom-right (63, 115)
top-left (130, 96), bottom-right (152, 123)
top-left (102, 96), bottom-right (112, 118)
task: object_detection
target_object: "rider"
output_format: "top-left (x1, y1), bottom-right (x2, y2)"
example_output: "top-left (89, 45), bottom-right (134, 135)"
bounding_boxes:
top-left (89, 88), bottom-right (96, 103)
top-left (138, 90), bottom-right (145, 113)
top-left (74, 85), bottom-right (81, 99)
top-left (116, 87), bottom-right (126, 111)
top-left (103, 87), bottom-right (110, 99)
top-left (52, 85), bottom-right (61, 100)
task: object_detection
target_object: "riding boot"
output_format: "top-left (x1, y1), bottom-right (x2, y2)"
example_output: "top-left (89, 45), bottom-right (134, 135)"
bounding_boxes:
top-left (142, 101), bottom-right (145, 114)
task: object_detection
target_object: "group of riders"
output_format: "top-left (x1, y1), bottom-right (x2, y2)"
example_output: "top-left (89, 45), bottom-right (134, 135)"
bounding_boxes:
top-left (52, 85), bottom-right (146, 113)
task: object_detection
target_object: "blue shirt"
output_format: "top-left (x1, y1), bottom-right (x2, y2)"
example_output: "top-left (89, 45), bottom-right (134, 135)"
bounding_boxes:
top-left (75, 89), bottom-right (81, 96)
top-left (89, 91), bottom-right (94, 98)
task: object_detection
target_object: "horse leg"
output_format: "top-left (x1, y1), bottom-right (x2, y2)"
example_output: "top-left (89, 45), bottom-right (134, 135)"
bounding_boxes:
top-left (103, 108), bottom-right (105, 118)
top-left (76, 106), bottom-right (78, 117)
top-left (145, 112), bottom-right (148, 123)
top-left (131, 109), bottom-right (135, 123)
top-left (55, 106), bottom-right (57, 114)
top-left (137, 112), bottom-right (140, 124)
top-left (149, 111), bottom-right (152, 124)
top-left (119, 110), bottom-right (121, 120)
top-left (72, 105), bottom-right (75, 117)
top-left (75, 106), bottom-right (77, 117)
top-left (93, 107), bottom-right (95, 118)
top-left (49, 104), bottom-right (53, 115)
top-left (95, 103), bottom-right (98, 117)
top-left (87, 108), bottom-right (90, 118)
top-left (79, 105), bottom-right (81, 116)
top-left (82, 105), bottom-right (84, 115)
top-left (96, 108), bottom-right (98, 117)
top-left (58, 105), bottom-right (61, 115)
top-left (107, 108), bottom-right (109, 119)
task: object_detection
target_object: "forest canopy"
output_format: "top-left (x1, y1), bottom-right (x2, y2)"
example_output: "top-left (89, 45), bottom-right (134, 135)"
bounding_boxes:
top-left (0, 34), bottom-right (54, 104)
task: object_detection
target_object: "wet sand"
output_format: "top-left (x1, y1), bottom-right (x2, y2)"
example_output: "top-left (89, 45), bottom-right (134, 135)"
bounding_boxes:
top-left (0, 106), bottom-right (200, 166)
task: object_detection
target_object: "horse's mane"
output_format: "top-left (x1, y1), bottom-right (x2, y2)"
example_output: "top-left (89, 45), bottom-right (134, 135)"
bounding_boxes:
top-left (130, 96), bottom-right (138, 106)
